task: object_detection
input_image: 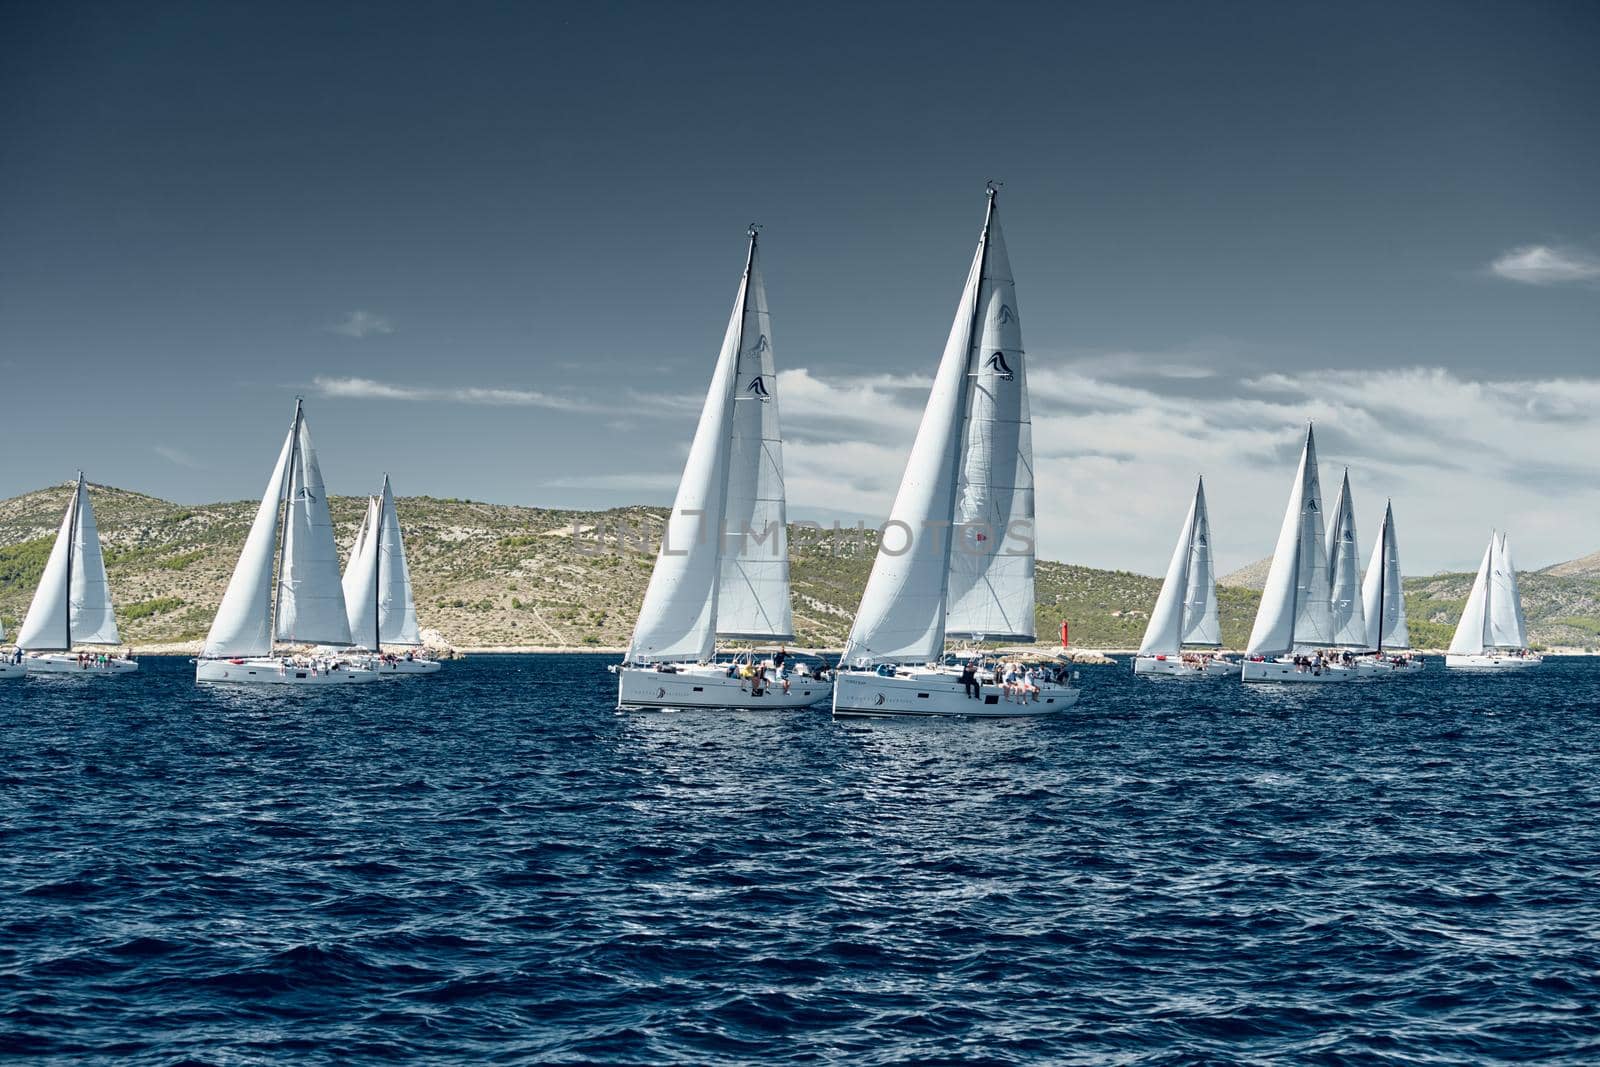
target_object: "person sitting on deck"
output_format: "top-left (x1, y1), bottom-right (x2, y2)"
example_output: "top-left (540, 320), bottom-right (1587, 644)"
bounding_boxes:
top-left (958, 660), bottom-right (980, 699)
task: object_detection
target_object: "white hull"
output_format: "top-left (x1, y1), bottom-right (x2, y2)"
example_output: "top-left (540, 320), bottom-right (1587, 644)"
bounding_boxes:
top-left (1240, 658), bottom-right (1359, 684)
top-left (616, 664), bottom-right (831, 710)
top-left (1133, 654), bottom-right (1239, 678)
top-left (23, 653), bottom-right (139, 675)
top-left (833, 667), bottom-right (1080, 718)
top-left (0, 660), bottom-right (24, 680)
top-left (363, 656), bottom-right (443, 676)
top-left (196, 657), bottom-right (379, 685)
top-left (1444, 653), bottom-right (1542, 670)
top-left (1352, 655), bottom-right (1425, 677)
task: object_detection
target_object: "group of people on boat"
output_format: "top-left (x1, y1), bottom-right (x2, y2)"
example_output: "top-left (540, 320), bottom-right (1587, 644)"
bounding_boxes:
top-left (954, 657), bottom-right (1068, 703)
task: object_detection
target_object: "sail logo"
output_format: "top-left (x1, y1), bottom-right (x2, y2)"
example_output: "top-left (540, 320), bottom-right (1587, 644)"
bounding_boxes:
top-left (998, 303), bottom-right (1015, 325)
top-left (749, 334), bottom-right (770, 356)
top-left (984, 352), bottom-right (1015, 380)
top-left (293, 487), bottom-right (318, 503)
top-left (747, 375), bottom-right (771, 399)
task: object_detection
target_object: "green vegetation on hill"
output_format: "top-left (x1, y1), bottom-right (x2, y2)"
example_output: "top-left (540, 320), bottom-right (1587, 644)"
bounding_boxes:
top-left (1, 482), bottom-right (1597, 650)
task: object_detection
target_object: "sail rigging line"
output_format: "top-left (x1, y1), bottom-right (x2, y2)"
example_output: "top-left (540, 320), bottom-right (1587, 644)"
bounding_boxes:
top-left (63, 474), bottom-right (82, 651)
top-left (1375, 502), bottom-right (1388, 654)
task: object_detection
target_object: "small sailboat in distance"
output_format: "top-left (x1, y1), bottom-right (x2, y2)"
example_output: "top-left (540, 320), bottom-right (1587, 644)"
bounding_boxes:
top-left (1357, 500), bottom-right (1423, 674)
top-left (1134, 476), bottom-right (1236, 677)
top-left (196, 400), bottom-right (377, 684)
top-left (17, 473), bottom-right (137, 675)
top-left (1446, 531), bottom-right (1542, 669)
top-left (613, 226), bottom-right (831, 710)
top-left (832, 185), bottom-right (1080, 717)
top-left (1240, 424), bottom-right (1357, 683)
top-left (342, 476), bottom-right (439, 675)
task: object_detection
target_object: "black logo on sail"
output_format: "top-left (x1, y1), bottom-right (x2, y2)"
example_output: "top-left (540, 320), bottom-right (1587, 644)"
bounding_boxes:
top-left (747, 375), bottom-right (771, 399)
top-left (749, 334), bottom-right (770, 355)
top-left (984, 351), bottom-right (1015, 380)
top-left (998, 303), bottom-right (1015, 325)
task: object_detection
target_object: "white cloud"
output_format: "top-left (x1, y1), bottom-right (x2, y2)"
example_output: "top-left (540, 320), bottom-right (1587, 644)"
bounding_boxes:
top-left (1489, 245), bottom-right (1600, 286)
top-left (312, 375), bottom-right (599, 411)
top-left (153, 444), bottom-right (205, 469)
top-left (329, 310), bottom-right (395, 337)
top-left (768, 363), bottom-right (1600, 575)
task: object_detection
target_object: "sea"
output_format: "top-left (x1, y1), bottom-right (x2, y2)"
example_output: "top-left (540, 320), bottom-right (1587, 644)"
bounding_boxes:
top-left (3, 653), bottom-right (1598, 1064)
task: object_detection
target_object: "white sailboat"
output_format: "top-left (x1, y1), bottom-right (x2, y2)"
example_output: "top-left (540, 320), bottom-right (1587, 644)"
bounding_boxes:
top-left (833, 186), bottom-right (1080, 717)
top-left (614, 227), bottom-right (831, 710)
top-left (1240, 425), bottom-right (1357, 683)
top-left (1357, 500), bottom-right (1423, 675)
top-left (196, 400), bottom-right (377, 684)
top-left (16, 474), bottom-right (138, 675)
top-left (1446, 531), bottom-right (1542, 669)
top-left (1134, 477), bottom-right (1236, 677)
top-left (342, 476), bottom-right (439, 676)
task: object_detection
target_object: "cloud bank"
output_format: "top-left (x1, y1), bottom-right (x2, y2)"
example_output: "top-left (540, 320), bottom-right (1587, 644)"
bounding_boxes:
top-left (1490, 245), bottom-right (1600, 286)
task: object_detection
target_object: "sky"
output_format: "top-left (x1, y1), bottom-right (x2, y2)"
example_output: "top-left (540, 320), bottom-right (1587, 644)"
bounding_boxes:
top-left (2, 0), bottom-right (1598, 574)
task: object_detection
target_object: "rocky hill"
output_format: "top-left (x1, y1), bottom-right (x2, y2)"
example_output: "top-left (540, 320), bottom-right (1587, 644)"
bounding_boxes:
top-left (2, 483), bottom-right (1597, 651)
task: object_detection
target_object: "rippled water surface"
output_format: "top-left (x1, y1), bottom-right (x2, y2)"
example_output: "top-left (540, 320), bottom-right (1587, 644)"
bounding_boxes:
top-left (3, 654), bottom-right (1599, 1063)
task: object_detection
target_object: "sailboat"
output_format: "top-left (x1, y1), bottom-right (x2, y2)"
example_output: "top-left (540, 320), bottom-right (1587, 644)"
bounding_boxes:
top-left (1134, 477), bottom-right (1236, 677)
top-left (16, 474), bottom-right (138, 675)
top-left (342, 476), bottom-right (439, 675)
top-left (833, 186), bottom-right (1080, 717)
top-left (1325, 469), bottom-right (1368, 651)
top-left (1446, 531), bottom-right (1542, 669)
top-left (1240, 425), bottom-right (1358, 683)
top-left (1357, 500), bottom-right (1424, 674)
top-left (614, 227), bottom-right (831, 710)
top-left (196, 400), bottom-right (377, 684)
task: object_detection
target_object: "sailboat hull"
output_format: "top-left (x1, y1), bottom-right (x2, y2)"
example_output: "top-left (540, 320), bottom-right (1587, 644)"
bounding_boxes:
top-left (1444, 653), bottom-right (1542, 670)
top-left (1240, 658), bottom-right (1359, 684)
top-left (1353, 655), bottom-right (1425, 677)
top-left (1133, 655), bottom-right (1238, 678)
top-left (363, 656), bottom-right (443, 676)
top-left (616, 664), bottom-right (830, 710)
top-left (23, 653), bottom-right (138, 675)
top-left (832, 668), bottom-right (1080, 718)
top-left (0, 660), bottom-right (24, 679)
top-left (196, 657), bottom-right (379, 685)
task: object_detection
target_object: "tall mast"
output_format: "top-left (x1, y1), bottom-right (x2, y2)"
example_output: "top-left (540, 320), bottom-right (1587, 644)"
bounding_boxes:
top-left (705, 225), bottom-right (759, 651)
top-left (374, 478), bottom-right (387, 653)
top-left (64, 472), bottom-right (83, 651)
top-left (1375, 501), bottom-right (1388, 654)
top-left (270, 399), bottom-right (305, 649)
top-left (1176, 476), bottom-right (1200, 647)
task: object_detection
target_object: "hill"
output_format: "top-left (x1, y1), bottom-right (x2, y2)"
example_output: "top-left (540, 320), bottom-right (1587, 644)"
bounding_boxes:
top-left (1, 483), bottom-right (1597, 651)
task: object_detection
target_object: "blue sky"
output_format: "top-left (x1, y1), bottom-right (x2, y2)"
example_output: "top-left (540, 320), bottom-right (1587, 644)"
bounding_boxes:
top-left (3, 0), bottom-right (1597, 573)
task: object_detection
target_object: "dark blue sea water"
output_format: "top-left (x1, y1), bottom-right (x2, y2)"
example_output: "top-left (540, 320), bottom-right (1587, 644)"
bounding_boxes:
top-left (3, 654), bottom-right (1599, 1064)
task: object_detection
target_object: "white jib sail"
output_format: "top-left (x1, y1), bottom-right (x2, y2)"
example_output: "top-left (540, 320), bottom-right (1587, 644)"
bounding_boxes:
top-left (203, 422), bottom-right (296, 659)
top-left (1448, 535), bottom-right (1496, 655)
top-left (715, 233), bottom-right (794, 642)
top-left (1325, 470), bottom-right (1368, 647)
top-left (275, 415), bottom-right (353, 646)
top-left (1180, 478), bottom-right (1221, 646)
top-left (945, 204), bottom-right (1036, 642)
top-left (1360, 501), bottom-right (1410, 651)
top-left (18, 476), bottom-right (120, 649)
top-left (1246, 425), bottom-right (1333, 656)
top-left (842, 193), bottom-right (997, 665)
top-left (1488, 532), bottom-right (1526, 649)
top-left (377, 477), bottom-right (422, 646)
top-left (626, 240), bottom-right (747, 663)
top-left (343, 496), bottom-right (380, 648)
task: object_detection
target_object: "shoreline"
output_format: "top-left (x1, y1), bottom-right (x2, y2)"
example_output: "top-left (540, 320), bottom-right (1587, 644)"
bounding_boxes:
top-left (109, 644), bottom-right (1599, 658)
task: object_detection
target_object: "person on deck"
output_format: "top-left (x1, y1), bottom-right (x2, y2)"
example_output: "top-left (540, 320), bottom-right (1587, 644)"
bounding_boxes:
top-left (959, 660), bottom-right (980, 699)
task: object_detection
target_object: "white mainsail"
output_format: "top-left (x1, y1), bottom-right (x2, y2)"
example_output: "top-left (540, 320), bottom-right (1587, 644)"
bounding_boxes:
top-left (202, 401), bottom-right (353, 658)
top-left (843, 188), bottom-right (1035, 665)
top-left (1488, 531), bottom-right (1527, 649)
top-left (1448, 534), bottom-right (1496, 656)
top-left (1324, 470), bottom-right (1368, 648)
top-left (1360, 500), bottom-right (1410, 651)
top-left (343, 496), bottom-right (381, 647)
top-left (1139, 477), bottom-right (1221, 655)
top-left (17, 474), bottom-right (121, 649)
top-left (1245, 425), bottom-right (1334, 657)
top-left (376, 477), bottom-right (422, 646)
top-left (627, 229), bottom-right (794, 662)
